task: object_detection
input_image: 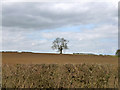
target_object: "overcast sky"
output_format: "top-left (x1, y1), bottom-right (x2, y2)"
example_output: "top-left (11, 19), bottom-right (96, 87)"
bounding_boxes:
top-left (1, 0), bottom-right (118, 55)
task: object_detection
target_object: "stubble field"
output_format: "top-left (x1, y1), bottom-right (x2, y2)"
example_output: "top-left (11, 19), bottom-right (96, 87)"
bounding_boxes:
top-left (1, 52), bottom-right (119, 88)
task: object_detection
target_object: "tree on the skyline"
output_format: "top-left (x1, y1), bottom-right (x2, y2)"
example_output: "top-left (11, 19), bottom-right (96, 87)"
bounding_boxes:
top-left (51, 37), bottom-right (69, 54)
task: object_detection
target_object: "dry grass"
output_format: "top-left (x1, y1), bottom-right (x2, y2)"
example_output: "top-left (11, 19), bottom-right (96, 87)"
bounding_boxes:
top-left (2, 52), bottom-right (118, 88)
top-left (2, 64), bottom-right (118, 88)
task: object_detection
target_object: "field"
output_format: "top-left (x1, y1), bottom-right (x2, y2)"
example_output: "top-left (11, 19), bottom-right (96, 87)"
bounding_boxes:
top-left (2, 52), bottom-right (119, 88)
top-left (2, 52), bottom-right (118, 65)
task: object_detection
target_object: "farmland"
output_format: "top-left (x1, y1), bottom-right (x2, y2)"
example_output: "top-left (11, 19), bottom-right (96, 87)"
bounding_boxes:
top-left (2, 52), bottom-right (118, 65)
top-left (2, 52), bottom-right (118, 88)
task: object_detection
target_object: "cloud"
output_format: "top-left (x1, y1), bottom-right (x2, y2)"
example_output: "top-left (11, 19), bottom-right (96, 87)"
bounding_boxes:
top-left (2, 23), bottom-right (117, 54)
top-left (2, 1), bottom-right (118, 55)
top-left (2, 0), bottom-right (119, 3)
top-left (2, 2), bottom-right (117, 30)
top-left (40, 24), bottom-right (117, 40)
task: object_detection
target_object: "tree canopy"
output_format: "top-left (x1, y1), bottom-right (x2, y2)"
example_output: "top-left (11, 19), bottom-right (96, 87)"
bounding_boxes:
top-left (51, 37), bottom-right (69, 54)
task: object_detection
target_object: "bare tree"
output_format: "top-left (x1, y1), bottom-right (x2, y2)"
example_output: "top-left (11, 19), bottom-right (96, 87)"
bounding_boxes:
top-left (51, 37), bottom-right (69, 54)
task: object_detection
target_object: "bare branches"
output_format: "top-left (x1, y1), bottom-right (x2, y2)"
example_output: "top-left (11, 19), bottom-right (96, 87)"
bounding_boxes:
top-left (51, 37), bottom-right (69, 54)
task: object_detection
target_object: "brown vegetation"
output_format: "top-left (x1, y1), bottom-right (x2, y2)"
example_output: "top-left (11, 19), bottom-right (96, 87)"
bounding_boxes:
top-left (2, 64), bottom-right (118, 88)
top-left (2, 52), bottom-right (118, 88)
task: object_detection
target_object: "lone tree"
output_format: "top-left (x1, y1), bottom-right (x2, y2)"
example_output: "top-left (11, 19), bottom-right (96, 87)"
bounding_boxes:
top-left (52, 37), bottom-right (69, 54)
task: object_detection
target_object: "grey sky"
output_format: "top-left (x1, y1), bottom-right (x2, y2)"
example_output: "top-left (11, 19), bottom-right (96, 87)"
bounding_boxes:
top-left (2, 1), bottom-right (118, 55)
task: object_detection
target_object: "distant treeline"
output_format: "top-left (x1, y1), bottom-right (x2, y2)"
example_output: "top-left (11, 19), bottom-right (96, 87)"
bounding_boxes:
top-left (73, 53), bottom-right (113, 56)
top-left (1, 51), bottom-right (32, 53)
top-left (1, 51), bottom-right (114, 56)
top-left (73, 53), bottom-right (96, 55)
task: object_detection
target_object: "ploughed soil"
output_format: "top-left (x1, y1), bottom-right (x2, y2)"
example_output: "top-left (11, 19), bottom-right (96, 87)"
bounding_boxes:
top-left (1, 52), bottom-right (118, 65)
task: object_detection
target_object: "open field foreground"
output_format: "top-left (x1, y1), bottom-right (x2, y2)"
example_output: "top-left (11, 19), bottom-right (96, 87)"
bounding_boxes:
top-left (2, 52), bottom-right (119, 88)
top-left (2, 64), bottom-right (118, 88)
top-left (2, 52), bottom-right (118, 65)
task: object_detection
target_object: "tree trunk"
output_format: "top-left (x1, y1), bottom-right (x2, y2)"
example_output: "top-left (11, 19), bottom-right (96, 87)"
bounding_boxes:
top-left (60, 49), bottom-right (62, 54)
top-left (59, 47), bottom-right (63, 54)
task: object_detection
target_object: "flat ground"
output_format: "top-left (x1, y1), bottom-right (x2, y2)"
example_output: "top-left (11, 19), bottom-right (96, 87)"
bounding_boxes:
top-left (2, 52), bottom-right (118, 65)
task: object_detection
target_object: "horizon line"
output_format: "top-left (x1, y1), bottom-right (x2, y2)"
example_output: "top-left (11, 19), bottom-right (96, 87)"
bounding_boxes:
top-left (0, 50), bottom-right (116, 56)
